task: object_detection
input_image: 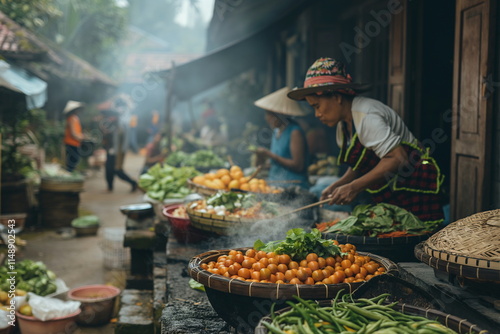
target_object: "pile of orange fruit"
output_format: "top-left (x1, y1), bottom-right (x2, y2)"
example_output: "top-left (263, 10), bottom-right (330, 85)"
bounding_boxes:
top-left (191, 165), bottom-right (279, 193)
top-left (200, 242), bottom-right (386, 285)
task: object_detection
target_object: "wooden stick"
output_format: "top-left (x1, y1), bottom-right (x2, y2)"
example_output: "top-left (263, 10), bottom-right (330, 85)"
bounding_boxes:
top-left (227, 155), bottom-right (234, 167)
top-left (247, 165), bottom-right (262, 181)
top-left (276, 198), bottom-right (331, 218)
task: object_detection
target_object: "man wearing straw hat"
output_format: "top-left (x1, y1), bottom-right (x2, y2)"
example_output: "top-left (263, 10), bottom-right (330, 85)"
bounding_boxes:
top-left (288, 58), bottom-right (444, 223)
top-left (63, 100), bottom-right (86, 172)
top-left (253, 87), bottom-right (310, 189)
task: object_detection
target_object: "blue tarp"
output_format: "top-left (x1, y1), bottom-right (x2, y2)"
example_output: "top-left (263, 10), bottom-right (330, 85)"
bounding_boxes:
top-left (0, 60), bottom-right (47, 110)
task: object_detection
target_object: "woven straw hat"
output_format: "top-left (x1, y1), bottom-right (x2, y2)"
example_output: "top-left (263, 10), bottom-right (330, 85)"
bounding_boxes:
top-left (288, 57), bottom-right (370, 101)
top-left (254, 87), bottom-right (309, 117)
top-left (63, 100), bottom-right (85, 114)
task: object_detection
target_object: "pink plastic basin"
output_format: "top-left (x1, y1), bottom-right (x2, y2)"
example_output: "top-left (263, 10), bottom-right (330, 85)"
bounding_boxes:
top-left (16, 309), bottom-right (81, 334)
top-left (67, 285), bottom-right (120, 326)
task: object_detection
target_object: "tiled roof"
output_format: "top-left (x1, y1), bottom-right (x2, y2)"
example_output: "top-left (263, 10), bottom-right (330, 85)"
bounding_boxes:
top-left (0, 11), bottom-right (116, 86)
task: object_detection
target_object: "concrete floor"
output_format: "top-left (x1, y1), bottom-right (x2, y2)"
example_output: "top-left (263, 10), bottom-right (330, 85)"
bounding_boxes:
top-left (19, 152), bottom-right (147, 333)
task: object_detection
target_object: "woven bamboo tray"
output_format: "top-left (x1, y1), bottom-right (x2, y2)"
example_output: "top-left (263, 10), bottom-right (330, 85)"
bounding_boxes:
top-left (188, 247), bottom-right (398, 329)
top-left (40, 177), bottom-right (84, 192)
top-left (322, 231), bottom-right (433, 263)
top-left (255, 299), bottom-right (489, 334)
top-left (416, 209), bottom-right (500, 281)
top-left (186, 203), bottom-right (279, 236)
top-left (187, 178), bottom-right (219, 196)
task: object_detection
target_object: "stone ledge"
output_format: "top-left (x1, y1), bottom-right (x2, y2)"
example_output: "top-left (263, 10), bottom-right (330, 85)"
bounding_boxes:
top-left (116, 289), bottom-right (154, 334)
top-left (124, 230), bottom-right (157, 249)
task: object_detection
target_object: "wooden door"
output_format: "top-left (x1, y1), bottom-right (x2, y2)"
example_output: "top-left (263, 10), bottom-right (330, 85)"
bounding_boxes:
top-left (451, 0), bottom-right (496, 220)
top-left (387, 0), bottom-right (407, 121)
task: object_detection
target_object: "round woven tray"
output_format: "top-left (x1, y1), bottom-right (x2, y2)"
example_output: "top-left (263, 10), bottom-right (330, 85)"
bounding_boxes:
top-left (187, 178), bottom-right (219, 196)
top-left (188, 248), bottom-right (398, 300)
top-left (186, 205), bottom-right (262, 236)
top-left (255, 299), bottom-right (489, 334)
top-left (417, 209), bottom-right (500, 281)
top-left (188, 247), bottom-right (398, 330)
top-left (322, 231), bottom-right (433, 263)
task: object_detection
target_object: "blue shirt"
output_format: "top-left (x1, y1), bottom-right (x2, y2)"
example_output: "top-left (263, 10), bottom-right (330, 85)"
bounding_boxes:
top-left (269, 122), bottom-right (310, 189)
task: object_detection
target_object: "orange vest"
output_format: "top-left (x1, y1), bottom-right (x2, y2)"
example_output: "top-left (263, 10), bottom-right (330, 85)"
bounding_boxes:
top-left (64, 115), bottom-right (82, 147)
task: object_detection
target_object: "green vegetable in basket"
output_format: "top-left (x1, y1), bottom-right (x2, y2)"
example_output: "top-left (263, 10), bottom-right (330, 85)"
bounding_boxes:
top-left (261, 292), bottom-right (459, 334)
top-left (139, 163), bottom-right (200, 201)
top-left (188, 278), bottom-right (205, 292)
top-left (0, 260), bottom-right (58, 296)
top-left (71, 215), bottom-right (100, 228)
top-left (254, 228), bottom-right (341, 261)
top-left (323, 203), bottom-right (439, 237)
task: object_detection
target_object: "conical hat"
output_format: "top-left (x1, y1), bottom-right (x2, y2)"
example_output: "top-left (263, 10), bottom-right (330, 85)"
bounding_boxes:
top-left (63, 100), bottom-right (85, 114)
top-left (254, 87), bottom-right (309, 117)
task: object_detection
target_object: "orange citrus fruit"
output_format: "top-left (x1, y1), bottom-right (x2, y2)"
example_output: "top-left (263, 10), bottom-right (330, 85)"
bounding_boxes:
top-left (204, 173), bottom-right (216, 180)
top-left (216, 169), bottom-right (230, 178)
top-left (240, 183), bottom-right (250, 191)
top-left (230, 165), bottom-right (242, 174)
top-left (192, 176), bottom-right (205, 185)
top-left (220, 174), bottom-right (231, 185)
top-left (228, 180), bottom-right (240, 190)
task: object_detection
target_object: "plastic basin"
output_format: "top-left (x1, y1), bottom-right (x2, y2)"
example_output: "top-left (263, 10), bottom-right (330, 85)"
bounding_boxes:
top-left (162, 204), bottom-right (208, 243)
top-left (67, 285), bottom-right (120, 326)
top-left (16, 309), bottom-right (81, 334)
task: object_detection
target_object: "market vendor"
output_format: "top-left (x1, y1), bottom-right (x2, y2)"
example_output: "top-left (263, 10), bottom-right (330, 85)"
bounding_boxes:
top-left (288, 58), bottom-right (444, 223)
top-left (253, 87), bottom-right (310, 190)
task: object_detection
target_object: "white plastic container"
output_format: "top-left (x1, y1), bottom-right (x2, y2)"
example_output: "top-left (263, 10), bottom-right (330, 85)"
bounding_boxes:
top-left (100, 228), bottom-right (130, 270)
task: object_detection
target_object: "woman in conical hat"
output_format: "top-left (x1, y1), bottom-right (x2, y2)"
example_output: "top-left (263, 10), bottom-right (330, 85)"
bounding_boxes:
top-left (254, 87), bottom-right (310, 189)
top-left (288, 58), bottom-right (444, 223)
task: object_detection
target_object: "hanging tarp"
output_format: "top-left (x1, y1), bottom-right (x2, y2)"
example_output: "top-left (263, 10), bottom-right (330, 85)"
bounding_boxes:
top-left (0, 60), bottom-right (47, 109)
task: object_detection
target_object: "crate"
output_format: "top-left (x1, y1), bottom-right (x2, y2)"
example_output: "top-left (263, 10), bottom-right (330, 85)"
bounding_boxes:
top-left (100, 228), bottom-right (130, 270)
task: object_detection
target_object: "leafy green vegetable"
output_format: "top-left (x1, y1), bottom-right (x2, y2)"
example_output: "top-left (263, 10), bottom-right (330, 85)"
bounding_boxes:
top-left (188, 278), bottom-right (205, 292)
top-left (71, 215), bottom-right (100, 227)
top-left (139, 163), bottom-right (200, 201)
top-left (0, 260), bottom-right (58, 296)
top-left (254, 228), bottom-right (341, 261)
top-left (324, 203), bottom-right (438, 237)
top-left (206, 192), bottom-right (279, 214)
top-left (166, 150), bottom-right (225, 168)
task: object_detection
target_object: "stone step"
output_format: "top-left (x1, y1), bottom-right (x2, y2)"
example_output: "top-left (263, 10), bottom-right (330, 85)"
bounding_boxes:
top-left (115, 289), bottom-right (154, 334)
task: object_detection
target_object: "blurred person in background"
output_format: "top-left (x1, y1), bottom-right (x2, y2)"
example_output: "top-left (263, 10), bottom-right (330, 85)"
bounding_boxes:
top-left (63, 100), bottom-right (86, 172)
top-left (146, 109), bottom-right (160, 144)
top-left (100, 109), bottom-right (138, 193)
top-left (128, 112), bottom-right (139, 153)
top-left (141, 131), bottom-right (167, 174)
top-left (253, 87), bottom-right (310, 190)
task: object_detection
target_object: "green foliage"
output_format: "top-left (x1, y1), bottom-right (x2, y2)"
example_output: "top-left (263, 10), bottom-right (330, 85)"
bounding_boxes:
top-left (166, 149), bottom-right (225, 168)
top-left (0, 0), bottom-right (62, 29)
top-left (254, 228), bottom-right (342, 261)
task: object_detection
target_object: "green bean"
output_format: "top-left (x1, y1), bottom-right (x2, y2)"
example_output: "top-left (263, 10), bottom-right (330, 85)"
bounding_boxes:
top-left (344, 304), bottom-right (390, 321)
top-left (262, 321), bottom-right (288, 334)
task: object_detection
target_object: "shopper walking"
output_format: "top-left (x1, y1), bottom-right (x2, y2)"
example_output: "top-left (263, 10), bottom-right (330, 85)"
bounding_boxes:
top-left (63, 100), bottom-right (86, 172)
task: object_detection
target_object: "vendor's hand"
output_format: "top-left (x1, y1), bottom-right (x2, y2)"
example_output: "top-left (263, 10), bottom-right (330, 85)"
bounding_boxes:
top-left (255, 147), bottom-right (270, 156)
top-left (326, 183), bottom-right (360, 206)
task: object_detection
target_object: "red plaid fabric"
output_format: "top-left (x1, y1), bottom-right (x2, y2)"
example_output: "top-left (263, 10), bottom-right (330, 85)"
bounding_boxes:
top-left (339, 135), bottom-right (444, 222)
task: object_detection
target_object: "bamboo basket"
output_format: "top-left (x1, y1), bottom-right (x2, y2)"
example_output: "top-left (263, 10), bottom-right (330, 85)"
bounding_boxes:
top-left (186, 202), bottom-right (282, 236)
top-left (40, 176), bottom-right (84, 192)
top-left (188, 247), bottom-right (398, 329)
top-left (322, 231), bottom-right (433, 263)
top-left (416, 209), bottom-right (500, 282)
top-left (187, 178), bottom-right (284, 198)
top-left (255, 299), bottom-right (489, 334)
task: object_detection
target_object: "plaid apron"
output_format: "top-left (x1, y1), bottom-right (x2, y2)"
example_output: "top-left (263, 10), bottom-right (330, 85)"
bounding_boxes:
top-left (339, 128), bottom-right (444, 223)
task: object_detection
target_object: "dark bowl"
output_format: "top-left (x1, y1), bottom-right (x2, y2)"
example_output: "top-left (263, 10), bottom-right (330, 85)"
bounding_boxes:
top-left (188, 247), bottom-right (398, 331)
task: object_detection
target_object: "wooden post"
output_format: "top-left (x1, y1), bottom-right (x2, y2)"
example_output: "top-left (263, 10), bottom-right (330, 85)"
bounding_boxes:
top-left (187, 98), bottom-right (197, 133)
top-left (165, 62), bottom-right (176, 156)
